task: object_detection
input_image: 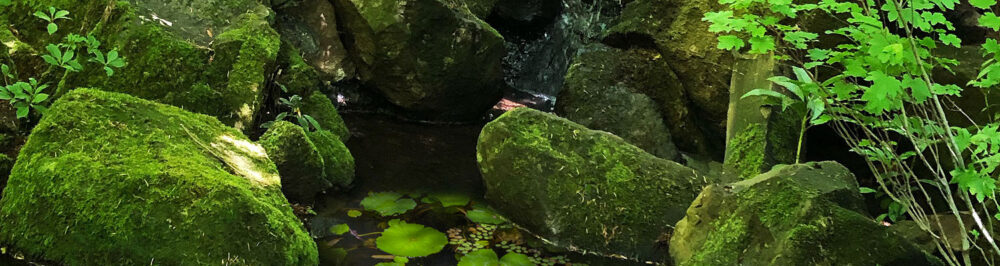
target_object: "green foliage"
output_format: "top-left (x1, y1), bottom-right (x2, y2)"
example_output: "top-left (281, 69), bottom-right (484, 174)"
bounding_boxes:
top-left (32, 7), bottom-right (69, 35)
top-left (708, 0), bottom-right (1000, 263)
top-left (0, 78), bottom-right (49, 119)
top-left (329, 223), bottom-right (351, 235)
top-left (457, 249), bottom-right (533, 266)
top-left (360, 192), bottom-right (418, 217)
top-left (375, 219), bottom-right (449, 257)
top-left (2, 6), bottom-right (125, 123)
top-left (262, 94), bottom-right (323, 132)
top-left (465, 206), bottom-right (507, 225)
top-left (424, 193), bottom-right (471, 207)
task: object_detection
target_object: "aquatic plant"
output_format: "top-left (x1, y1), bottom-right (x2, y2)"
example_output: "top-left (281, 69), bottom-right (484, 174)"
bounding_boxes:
top-left (457, 249), bottom-right (533, 266)
top-left (375, 219), bottom-right (449, 257)
top-left (360, 192), bottom-right (418, 216)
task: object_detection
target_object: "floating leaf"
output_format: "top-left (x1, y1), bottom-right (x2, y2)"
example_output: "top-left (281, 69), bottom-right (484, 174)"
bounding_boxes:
top-left (427, 193), bottom-right (471, 207)
top-left (466, 206), bottom-right (506, 224)
top-left (361, 192), bottom-right (417, 216)
top-left (457, 249), bottom-right (533, 266)
top-left (375, 219), bottom-right (448, 257)
top-left (347, 210), bottom-right (362, 218)
top-left (329, 224), bottom-right (350, 235)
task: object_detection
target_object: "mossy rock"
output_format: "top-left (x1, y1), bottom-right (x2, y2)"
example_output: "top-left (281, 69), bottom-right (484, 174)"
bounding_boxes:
top-left (260, 121), bottom-right (331, 202)
top-left (556, 44), bottom-right (703, 158)
top-left (302, 91), bottom-right (350, 141)
top-left (455, 0), bottom-right (499, 18)
top-left (274, 0), bottom-right (356, 81)
top-left (275, 43), bottom-right (323, 97)
top-left (477, 108), bottom-right (714, 261)
top-left (349, 0), bottom-right (505, 120)
top-left (307, 129), bottom-right (356, 189)
top-left (604, 0), bottom-right (733, 143)
top-left (670, 162), bottom-right (941, 266)
top-left (0, 89), bottom-right (317, 265)
top-left (1, 1), bottom-right (280, 132)
top-left (0, 153), bottom-right (11, 192)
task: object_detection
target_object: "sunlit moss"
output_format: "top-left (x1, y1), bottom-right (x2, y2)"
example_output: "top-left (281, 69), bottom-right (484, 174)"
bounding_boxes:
top-left (0, 89), bottom-right (317, 265)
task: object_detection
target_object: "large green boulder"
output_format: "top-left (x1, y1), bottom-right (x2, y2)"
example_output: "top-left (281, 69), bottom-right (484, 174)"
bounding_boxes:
top-left (604, 0), bottom-right (733, 147)
top-left (670, 162), bottom-right (941, 266)
top-left (0, 89), bottom-right (317, 265)
top-left (1, 0), bottom-right (280, 131)
top-left (260, 122), bottom-right (355, 202)
top-left (556, 44), bottom-right (705, 157)
top-left (348, 0), bottom-right (505, 119)
top-left (260, 121), bottom-right (330, 202)
top-left (477, 108), bottom-right (713, 261)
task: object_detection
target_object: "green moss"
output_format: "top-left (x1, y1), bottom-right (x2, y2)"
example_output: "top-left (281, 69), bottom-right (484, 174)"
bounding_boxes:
top-left (307, 130), bottom-right (355, 189)
top-left (302, 91), bottom-right (350, 141)
top-left (725, 123), bottom-right (767, 179)
top-left (276, 44), bottom-right (322, 96)
top-left (671, 162), bottom-right (940, 266)
top-left (477, 108), bottom-right (712, 261)
top-left (3, 1), bottom-right (279, 131)
top-left (0, 89), bottom-right (317, 265)
top-left (259, 121), bottom-right (330, 202)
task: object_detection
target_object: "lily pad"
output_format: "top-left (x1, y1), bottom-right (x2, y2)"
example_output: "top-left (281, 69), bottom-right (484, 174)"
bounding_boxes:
top-left (376, 219), bottom-right (448, 257)
top-left (362, 192), bottom-right (418, 216)
top-left (458, 249), bottom-right (533, 266)
top-left (466, 206), bottom-right (507, 224)
top-left (427, 193), bottom-right (471, 207)
top-left (329, 224), bottom-right (350, 235)
top-left (347, 210), bottom-right (363, 218)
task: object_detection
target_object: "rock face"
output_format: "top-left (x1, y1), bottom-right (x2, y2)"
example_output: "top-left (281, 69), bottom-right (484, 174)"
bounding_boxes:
top-left (557, 44), bottom-right (706, 158)
top-left (349, 0), bottom-right (506, 120)
top-left (477, 107), bottom-right (713, 261)
top-left (493, 0), bottom-right (561, 25)
top-left (604, 0), bottom-right (734, 155)
top-left (274, 0), bottom-right (356, 81)
top-left (670, 162), bottom-right (941, 266)
top-left (260, 121), bottom-right (355, 202)
top-left (0, 89), bottom-right (317, 265)
top-left (0, 1), bottom-right (281, 132)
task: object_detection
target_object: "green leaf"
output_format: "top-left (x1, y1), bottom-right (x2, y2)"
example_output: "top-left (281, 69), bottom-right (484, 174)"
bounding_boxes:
top-left (47, 23), bottom-right (57, 35)
top-left (426, 193), bottom-right (471, 207)
top-left (717, 35), bottom-right (745, 51)
top-left (939, 33), bottom-right (961, 47)
top-left (859, 187), bottom-right (877, 194)
top-left (329, 224), bottom-right (350, 235)
top-left (862, 71), bottom-right (903, 114)
top-left (970, 0), bottom-right (997, 9)
top-left (31, 94), bottom-right (49, 104)
top-left (15, 106), bottom-right (28, 119)
top-left (375, 219), bottom-right (448, 257)
top-left (347, 210), bottom-right (362, 218)
top-left (466, 206), bottom-right (507, 224)
top-left (748, 35), bottom-right (776, 54)
top-left (982, 12), bottom-right (1000, 31)
top-left (33, 11), bottom-right (50, 21)
top-left (951, 168), bottom-right (996, 202)
top-left (458, 249), bottom-right (533, 266)
top-left (361, 192), bottom-right (417, 216)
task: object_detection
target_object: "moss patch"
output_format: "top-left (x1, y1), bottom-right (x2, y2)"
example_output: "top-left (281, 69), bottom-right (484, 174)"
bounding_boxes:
top-left (0, 89), bottom-right (317, 265)
top-left (259, 121), bottom-right (329, 202)
top-left (477, 108), bottom-right (714, 261)
top-left (302, 91), bottom-right (350, 141)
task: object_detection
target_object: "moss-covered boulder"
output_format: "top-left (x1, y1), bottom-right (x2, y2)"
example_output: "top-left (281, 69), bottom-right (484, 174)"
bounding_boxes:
top-left (0, 89), bottom-right (317, 265)
top-left (1, 1), bottom-right (280, 131)
top-left (260, 121), bottom-right (355, 201)
top-left (459, 0), bottom-right (500, 18)
top-left (477, 108), bottom-right (713, 261)
top-left (556, 44), bottom-right (704, 158)
top-left (260, 121), bottom-right (330, 202)
top-left (604, 0), bottom-right (733, 146)
top-left (670, 162), bottom-right (940, 266)
top-left (302, 91), bottom-right (350, 141)
top-left (307, 130), bottom-right (355, 189)
top-left (348, 0), bottom-right (505, 120)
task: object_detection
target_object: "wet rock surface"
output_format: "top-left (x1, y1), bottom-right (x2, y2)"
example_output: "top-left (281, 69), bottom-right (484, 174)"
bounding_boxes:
top-left (477, 108), bottom-right (714, 261)
top-left (670, 162), bottom-right (940, 266)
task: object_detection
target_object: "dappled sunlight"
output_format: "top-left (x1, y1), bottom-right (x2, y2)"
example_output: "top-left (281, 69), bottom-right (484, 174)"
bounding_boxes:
top-left (211, 134), bottom-right (279, 187)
